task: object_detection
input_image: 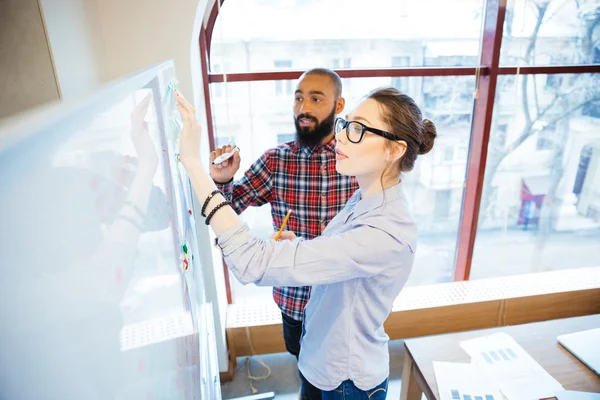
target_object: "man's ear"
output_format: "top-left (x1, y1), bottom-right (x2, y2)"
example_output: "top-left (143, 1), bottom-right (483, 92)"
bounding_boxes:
top-left (335, 97), bottom-right (345, 114)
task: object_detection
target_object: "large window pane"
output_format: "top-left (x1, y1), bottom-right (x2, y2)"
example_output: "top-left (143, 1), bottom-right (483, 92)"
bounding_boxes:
top-left (471, 73), bottom-right (600, 279)
top-left (210, 0), bottom-right (484, 73)
top-left (209, 76), bottom-right (476, 303)
top-left (501, 0), bottom-right (600, 66)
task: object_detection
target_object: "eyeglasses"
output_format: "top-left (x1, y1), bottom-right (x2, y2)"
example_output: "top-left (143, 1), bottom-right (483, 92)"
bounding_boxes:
top-left (334, 117), bottom-right (397, 144)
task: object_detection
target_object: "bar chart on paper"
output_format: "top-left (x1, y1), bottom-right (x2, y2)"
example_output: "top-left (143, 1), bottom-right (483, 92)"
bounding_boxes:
top-left (480, 347), bottom-right (519, 364)
top-left (450, 389), bottom-right (497, 400)
top-left (433, 362), bottom-right (504, 400)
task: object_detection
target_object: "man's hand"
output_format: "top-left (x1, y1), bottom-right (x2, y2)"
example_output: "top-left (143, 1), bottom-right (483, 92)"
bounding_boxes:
top-left (210, 144), bottom-right (241, 183)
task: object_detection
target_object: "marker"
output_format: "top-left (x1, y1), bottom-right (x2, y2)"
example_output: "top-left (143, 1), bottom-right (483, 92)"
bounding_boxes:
top-left (212, 146), bottom-right (240, 165)
top-left (274, 209), bottom-right (293, 241)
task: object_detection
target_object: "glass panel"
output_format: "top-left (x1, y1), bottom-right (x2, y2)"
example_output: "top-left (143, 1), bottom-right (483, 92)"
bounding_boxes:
top-left (209, 75), bottom-right (476, 303)
top-left (471, 73), bottom-right (600, 279)
top-left (210, 0), bottom-right (484, 73)
top-left (501, 0), bottom-right (600, 66)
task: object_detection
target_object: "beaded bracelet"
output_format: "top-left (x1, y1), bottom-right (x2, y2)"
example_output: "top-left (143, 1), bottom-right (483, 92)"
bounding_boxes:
top-left (205, 201), bottom-right (230, 225)
top-left (201, 189), bottom-right (223, 217)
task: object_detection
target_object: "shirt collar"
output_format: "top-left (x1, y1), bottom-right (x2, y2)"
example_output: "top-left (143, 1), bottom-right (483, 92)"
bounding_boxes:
top-left (346, 183), bottom-right (403, 221)
top-left (291, 136), bottom-right (337, 157)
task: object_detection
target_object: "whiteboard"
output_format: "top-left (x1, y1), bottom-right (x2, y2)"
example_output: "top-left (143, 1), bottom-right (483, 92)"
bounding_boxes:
top-left (0, 62), bottom-right (220, 400)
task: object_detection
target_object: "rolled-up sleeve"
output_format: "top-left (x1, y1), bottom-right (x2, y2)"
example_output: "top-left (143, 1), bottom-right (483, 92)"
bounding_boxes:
top-left (216, 221), bottom-right (409, 287)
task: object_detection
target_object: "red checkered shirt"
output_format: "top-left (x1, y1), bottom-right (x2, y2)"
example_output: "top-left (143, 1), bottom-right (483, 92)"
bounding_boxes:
top-left (216, 137), bottom-right (358, 321)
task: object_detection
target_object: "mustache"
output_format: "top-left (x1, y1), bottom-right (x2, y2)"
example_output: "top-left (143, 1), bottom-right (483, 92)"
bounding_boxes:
top-left (296, 114), bottom-right (318, 123)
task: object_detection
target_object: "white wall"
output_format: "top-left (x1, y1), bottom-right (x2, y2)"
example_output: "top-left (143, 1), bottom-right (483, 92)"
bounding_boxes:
top-left (39, 0), bottom-right (104, 100)
top-left (94, 0), bottom-right (199, 97)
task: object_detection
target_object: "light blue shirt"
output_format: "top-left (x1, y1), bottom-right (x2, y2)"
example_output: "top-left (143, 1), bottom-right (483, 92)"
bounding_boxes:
top-left (216, 183), bottom-right (417, 391)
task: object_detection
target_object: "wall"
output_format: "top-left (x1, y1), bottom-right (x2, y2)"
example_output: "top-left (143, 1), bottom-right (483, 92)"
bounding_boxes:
top-left (39, 0), bottom-right (104, 101)
top-left (94, 0), bottom-right (198, 98)
top-left (0, 0), bottom-right (60, 120)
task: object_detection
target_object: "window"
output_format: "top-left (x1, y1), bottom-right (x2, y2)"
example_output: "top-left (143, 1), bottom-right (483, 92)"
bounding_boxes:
top-left (333, 58), bottom-right (352, 88)
top-left (211, 63), bottom-right (223, 98)
top-left (274, 60), bottom-right (293, 96)
top-left (277, 133), bottom-right (295, 144)
top-left (210, 0), bottom-right (485, 72)
top-left (457, 146), bottom-right (468, 161)
top-left (471, 74), bottom-right (600, 280)
top-left (208, 77), bottom-right (474, 291)
top-left (332, 58), bottom-right (351, 69)
top-left (501, 0), bottom-right (595, 66)
top-left (434, 190), bottom-right (452, 219)
top-left (536, 123), bottom-right (556, 151)
top-left (391, 56), bottom-right (410, 93)
top-left (216, 136), bottom-right (235, 148)
top-left (546, 75), bottom-right (563, 90)
top-left (444, 146), bottom-right (455, 162)
top-left (206, 0), bottom-right (600, 303)
top-left (495, 123), bottom-right (508, 148)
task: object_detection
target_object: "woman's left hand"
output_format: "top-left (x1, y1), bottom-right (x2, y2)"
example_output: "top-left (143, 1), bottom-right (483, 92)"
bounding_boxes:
top-left (176, 91), bottom-right (201, 169)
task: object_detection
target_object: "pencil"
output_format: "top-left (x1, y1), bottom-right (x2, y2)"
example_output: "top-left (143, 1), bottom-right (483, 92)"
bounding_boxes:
top-left (274, 209), bottom-right (293, 241)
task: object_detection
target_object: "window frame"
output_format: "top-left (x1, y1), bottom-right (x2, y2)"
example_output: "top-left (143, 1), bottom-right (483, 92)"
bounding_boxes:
top-left (200, 0), bottom-right (600, 303)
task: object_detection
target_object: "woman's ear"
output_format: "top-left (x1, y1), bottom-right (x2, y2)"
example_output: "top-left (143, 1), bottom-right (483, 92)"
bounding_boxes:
top-left (389, 140), bottom-right (407, 161)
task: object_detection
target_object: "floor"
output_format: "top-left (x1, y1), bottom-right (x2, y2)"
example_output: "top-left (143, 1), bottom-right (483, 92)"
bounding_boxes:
top-left (220, 340), bottom-right (407, 399)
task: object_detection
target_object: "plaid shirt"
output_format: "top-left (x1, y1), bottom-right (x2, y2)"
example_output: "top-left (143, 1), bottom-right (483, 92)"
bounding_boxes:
top-left (217, 137), bottom-right (358, 321)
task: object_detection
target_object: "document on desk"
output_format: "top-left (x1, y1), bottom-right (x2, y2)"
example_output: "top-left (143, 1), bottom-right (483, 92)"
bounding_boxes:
top-left (433, 361), bottom-right (505, 400)
top-left (459, 332), bottom-right (563, 400)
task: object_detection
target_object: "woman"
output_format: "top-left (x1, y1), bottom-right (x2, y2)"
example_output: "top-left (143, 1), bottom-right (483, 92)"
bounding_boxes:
top-left (176, 87), bottom-right (436, 399)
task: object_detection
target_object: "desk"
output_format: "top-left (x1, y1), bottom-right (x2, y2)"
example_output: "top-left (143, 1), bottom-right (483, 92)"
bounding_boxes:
top-left (400, 314), bottom-right (600, 400)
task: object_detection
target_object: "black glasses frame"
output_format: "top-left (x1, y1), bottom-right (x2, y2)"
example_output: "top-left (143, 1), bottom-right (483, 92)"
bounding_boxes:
top-left (334, 117), bottom-right (397, 143)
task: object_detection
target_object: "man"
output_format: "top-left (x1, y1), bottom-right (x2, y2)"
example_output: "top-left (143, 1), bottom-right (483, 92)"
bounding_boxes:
top-left (209, 68), bottom-right (358, 399)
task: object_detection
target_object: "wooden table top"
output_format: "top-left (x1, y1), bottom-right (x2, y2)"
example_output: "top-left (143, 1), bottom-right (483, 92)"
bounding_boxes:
top-left (404, 314), bottom-right (600, 399)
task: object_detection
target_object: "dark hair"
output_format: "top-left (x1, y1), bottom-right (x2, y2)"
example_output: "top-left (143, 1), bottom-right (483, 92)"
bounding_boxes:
top-left (367, 87), bottom-right (437, 173)
top-left (302, 68), bottom-right (343, 98)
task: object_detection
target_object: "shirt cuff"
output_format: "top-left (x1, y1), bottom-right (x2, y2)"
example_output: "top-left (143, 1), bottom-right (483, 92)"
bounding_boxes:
top-left (216, 222), bottom-right (253, 256)
top-left (215, 180), bottom-right (233, 194)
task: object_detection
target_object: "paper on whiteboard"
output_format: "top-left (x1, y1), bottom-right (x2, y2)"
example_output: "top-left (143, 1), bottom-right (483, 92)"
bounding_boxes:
top-left (433, 361), bottom-right (505, 400)
top-left (459, 332), bottom-right (563, 400)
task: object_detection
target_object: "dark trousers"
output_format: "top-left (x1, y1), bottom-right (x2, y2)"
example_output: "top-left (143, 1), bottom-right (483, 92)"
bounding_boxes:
top-left (281, 312), bottom-right (322, 400)
top-left (323, 379), bottom-right (389, 399)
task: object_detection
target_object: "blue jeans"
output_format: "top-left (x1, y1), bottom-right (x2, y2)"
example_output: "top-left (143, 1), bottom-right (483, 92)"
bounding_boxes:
top-left (322, 379), bottom-right (389, 400)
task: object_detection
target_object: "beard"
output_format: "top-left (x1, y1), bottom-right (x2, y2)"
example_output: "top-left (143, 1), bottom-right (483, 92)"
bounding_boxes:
top-left (294, 106), bottom-right (337, 148)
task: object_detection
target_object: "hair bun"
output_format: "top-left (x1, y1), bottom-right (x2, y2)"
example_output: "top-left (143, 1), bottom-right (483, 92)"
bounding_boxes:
top-left (419, 119), bottom-right (437, 155)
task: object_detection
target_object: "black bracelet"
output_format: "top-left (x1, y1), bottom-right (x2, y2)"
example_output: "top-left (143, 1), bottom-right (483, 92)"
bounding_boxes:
top-left (201, 189), bottom-right (223, 217)
top-left (205, 201), bottom-right (230, 225)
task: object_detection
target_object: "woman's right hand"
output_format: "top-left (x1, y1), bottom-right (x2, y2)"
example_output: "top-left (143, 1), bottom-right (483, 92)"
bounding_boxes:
top-left (210, 144), bottom-right (241, 183)
top-left (271, 231), bottom-right (297, 241)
